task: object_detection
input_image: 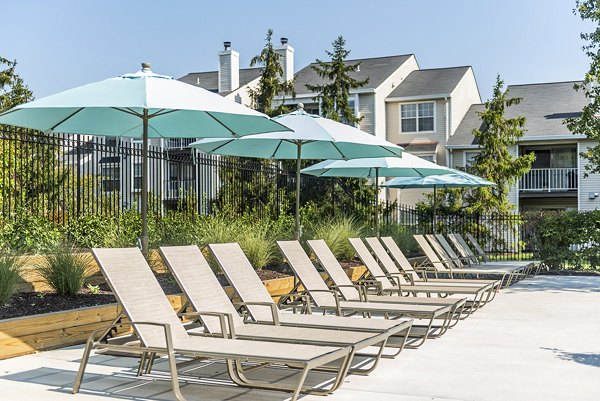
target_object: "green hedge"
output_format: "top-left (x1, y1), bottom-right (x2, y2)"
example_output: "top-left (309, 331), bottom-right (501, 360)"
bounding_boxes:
top-left (524, 210), bottom-right (600, 269)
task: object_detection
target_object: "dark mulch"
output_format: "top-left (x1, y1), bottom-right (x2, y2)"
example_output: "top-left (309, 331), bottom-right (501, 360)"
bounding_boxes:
top-left (539, 269), bottom-right (600, 277)
top-left (0, 267), bottom-right (292, 321)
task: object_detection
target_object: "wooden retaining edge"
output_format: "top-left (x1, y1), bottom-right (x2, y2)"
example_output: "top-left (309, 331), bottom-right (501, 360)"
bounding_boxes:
top-left (0, 266), bottom-right (368, 360)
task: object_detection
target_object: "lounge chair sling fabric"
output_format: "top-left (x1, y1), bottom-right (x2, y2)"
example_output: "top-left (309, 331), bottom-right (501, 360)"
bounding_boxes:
top-left (209, 243), bottom-right (413, 335)
top-left (80, 247), bottom-right (351, 401)
top-left (466, 232), bottom-right (491, 262)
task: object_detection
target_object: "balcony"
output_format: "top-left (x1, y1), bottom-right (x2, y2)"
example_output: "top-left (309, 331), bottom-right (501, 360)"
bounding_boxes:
top-left (519, 168), bottom-right (577, 192)
top-left (166, 138), bottom-right (196, 149)
top-left (164, 179), bottom-right (196, 199)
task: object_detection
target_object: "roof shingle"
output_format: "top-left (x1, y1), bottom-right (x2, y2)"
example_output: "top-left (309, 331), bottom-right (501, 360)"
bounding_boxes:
top-left (387, 66), bottom-right (471, 99)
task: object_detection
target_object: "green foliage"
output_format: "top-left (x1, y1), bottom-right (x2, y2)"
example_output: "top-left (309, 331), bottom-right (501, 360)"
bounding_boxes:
top-left (65, 214), bottom-right (115, 248)
top-left (247, 29), bottom-right (295, 116)
top-left (306, 36), bottom-right (368, 124)
top-left (0, 211), bottom-right (62, 253)
top-left (524, 210), bottom-right (600, 269)
top-left (306, 215), bottom-right (365, 260)
top-left (0, 57), bottom-right (33, 112)
top-left (0, 254), bottom-right (22, 305)
top-left (238, 226), bottom-right (276, 270)
top-left (567, 1), bottom-right (600, 174)
top-left (37, 248), bottom-right (91, 295)
top-left (379, 223), bottom-right (420, 256)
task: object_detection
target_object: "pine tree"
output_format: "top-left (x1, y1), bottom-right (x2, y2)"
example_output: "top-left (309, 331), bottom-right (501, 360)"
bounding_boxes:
top-left (466, 75), bottom-right (535, 214)
top-left (306, 36), bottom-right (368, 124)
top-left (247, 29), bottom-right (295, 117)
top-left (0, 57), bottom-right (33, 112)
top-left (566, 0), bottom-right (600, 174)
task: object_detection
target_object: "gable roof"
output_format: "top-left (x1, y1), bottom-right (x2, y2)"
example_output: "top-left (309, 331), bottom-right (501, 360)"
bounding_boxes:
top-left (178, 67), bottom-right (262, 95)
top-left (292, 54), bottom-right (414, 96)
top-left (447, 81), bottom-right (588, 147)
top-left (387, 66), bottom-right (471, 100)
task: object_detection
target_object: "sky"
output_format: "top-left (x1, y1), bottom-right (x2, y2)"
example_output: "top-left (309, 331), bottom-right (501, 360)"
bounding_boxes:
top-left (1, 0), bottom-right (594, 101)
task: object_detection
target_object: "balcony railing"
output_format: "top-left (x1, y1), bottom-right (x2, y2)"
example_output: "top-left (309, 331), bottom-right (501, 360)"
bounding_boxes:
top-left (166, 138), bottom-right (196, 149)
top-left (164, 179), bottom-right (196, 199)
top-left (519, 168), bottom-right (578, 192)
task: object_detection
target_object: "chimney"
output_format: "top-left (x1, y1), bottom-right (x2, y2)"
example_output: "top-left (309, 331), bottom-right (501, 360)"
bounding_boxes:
top-left (274, 37), bottom-right (294, 82)
top-left (218, 41), bottom-right (239, 92)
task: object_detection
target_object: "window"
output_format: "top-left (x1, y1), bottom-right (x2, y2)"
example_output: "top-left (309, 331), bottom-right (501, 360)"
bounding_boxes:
top-left (133, 162), bottom-right (143, 191)
top-left (401, 102), bottom-right (435, 132)
top-left (100, 164), bottom-right (120, 192)
top-left (465, 151), bottom-right (480, 168)
top-left (418, 154), bottom-right (435, 163)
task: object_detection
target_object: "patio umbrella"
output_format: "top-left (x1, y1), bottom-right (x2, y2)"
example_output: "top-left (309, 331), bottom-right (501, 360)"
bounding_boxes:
top-left (380, 172), bottom-right (496, 232)
top-left (190, 105), bottom-right (403, 239)
top-left (0, 63), bottom-right (290, 254)
top-left (301, 153), bottom-right (455, 235)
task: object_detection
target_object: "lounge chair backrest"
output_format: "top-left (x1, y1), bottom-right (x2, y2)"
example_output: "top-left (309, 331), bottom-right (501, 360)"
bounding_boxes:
top-left (348, 238), bottom-right (395, 291)
top-left (307, 239), bottom-right (361, 301)
top-left (209, 242), bottom-right (280, 323)
top-left (159, 245), bottom-right (244, 334)
top-left (435, 234), bottom-right (466, 267)
top-left (425, 234), bottom-right (460, 268)
top-left (92, 248), bottom-right (189, 348)
top-left (364, 237), bottom-right (410, 285)
top-left (277, 240), bottom-right (337, 307)
top-left (413, 235), bottom-right (450, 272)
top-left (448, 234), bottom-right (479, 264)
top-left (380, 237), bottom-right (419, 281)
top-left (465, 233), bottom-right (491, 262)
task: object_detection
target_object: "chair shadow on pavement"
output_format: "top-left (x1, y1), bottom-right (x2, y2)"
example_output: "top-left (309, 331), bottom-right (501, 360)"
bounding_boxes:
top-left (542, 347), bottom-right (600, 368)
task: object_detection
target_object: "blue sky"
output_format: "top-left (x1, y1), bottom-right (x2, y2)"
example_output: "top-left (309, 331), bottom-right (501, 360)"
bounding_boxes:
top-left (2, 0), bottom-right (593, 100)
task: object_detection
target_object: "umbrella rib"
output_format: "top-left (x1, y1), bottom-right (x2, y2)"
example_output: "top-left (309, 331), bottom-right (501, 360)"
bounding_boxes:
top-left (112, 107), bottom-right (142, 118)
top-left (209, 139), bottom-right (235, 153)
top-left (150, 109), bottom-right (179, 118)
top-left (270, 140), bottom-right (284, 158)
top-left (330, 142), bottom-right (347, 159)
top-left (205, 111), bottom-right (239, 138)
top-left (49, 107), bottom-right (85, 131)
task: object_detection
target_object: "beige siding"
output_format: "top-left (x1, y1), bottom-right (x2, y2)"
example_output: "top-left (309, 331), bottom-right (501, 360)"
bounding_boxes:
top-left (396, 187), bottom-right (432, 207)
top-left (358, 93), bottom-right (375, 135)
top-left (449, 68), bottom-right (481, 135)
top-left (386, 99), bottom-right (448, 166)
top-left (225, 78), bottom-right (259, 108)
top-left (578, 140), bottom-right (600, 211)
top-left (450, 150), bottom-right (466, 169)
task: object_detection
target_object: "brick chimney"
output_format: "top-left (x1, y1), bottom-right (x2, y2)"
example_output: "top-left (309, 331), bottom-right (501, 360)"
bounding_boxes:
top-left (274, 37), bottom-right (294, 82)
top-left (218, 41), bottom-right (239, 92)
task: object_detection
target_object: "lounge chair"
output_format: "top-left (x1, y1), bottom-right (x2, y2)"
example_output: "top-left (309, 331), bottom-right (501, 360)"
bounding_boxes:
top-left (425, 234), bottom-right (524, 286)
top-left (159, 244), bottom-right (396, 374)
top-left (414, 234), bottom-right (513, 291)
top-left (350, 237), bottom-right (497, 310)
top-left (277, 240), bottom-right (453, 348)
top-left (307, 239), bottom-right (468, 327)
top-left (74, 247), bottom-right (352, 401)
top-left (206, 242), bottom-right (413, 358)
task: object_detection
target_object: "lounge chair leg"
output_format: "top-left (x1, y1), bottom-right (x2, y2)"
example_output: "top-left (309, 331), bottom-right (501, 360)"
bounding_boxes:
top-left (137, 352), bottom-right (147, 376)
top-left (166, 349), bottom-right (186, 401)
top-left (145, 352), bottom-right (156, 375)
top-left (290, 366), bottom-right (311, 401)
top-left (72, 335), bottom-right (95, 394)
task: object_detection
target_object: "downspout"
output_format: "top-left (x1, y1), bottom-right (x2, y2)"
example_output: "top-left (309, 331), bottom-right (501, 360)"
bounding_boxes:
top-left (444, 97), bottom-right (450, 167)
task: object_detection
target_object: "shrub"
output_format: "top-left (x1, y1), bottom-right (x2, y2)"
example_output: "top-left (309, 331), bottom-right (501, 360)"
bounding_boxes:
top-left (307, 216), bottom-right (365, 260)
top-left (238, 225), bottom-right (276, 269)
top-left (379, 223), bottom-right (420, 256)
top-left (66, 214), bottom-right (114, 248)
top-left (0, 212), bottom-right (62, 253)
top-left (37, 248), bottom-right (91, 295)
top-left (0, 255), bottom-right (23, 305)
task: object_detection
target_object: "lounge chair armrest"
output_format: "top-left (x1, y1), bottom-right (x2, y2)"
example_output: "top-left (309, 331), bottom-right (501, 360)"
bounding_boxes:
top-left (233, 301), bottom-right (280, 325)
top-left (182, 311), bottom-right (236, 339)
top-left (86, 321), bottom-right (176, 352)
top-left (387, 271), bottom-right (413, 285)
top-left (355, 278), bottom-right (384, 295)
top-left (277, 292), bottom-right (313, 314)
top-left (309, 289), bottom-right (343, 316)
top-left (330, 284), bottom-right (369, 301)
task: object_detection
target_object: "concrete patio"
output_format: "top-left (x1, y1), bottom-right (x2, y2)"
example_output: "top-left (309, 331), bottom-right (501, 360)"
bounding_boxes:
top-left (1, 275), bottom-right (599, 401)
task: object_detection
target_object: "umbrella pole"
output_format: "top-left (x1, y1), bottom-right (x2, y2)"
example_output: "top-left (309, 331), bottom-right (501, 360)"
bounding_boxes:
top-left (295, 143), bottom-right (302, 240)
top-left (433, 185), bottom-right (437, 234)
top-left (375, 167), bottom-right (379, 238)
top-left (141, 110), bottom-right (149, 256)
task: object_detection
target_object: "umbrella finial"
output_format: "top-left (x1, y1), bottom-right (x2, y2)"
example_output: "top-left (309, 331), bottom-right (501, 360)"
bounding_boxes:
top-left (141, 62), bottom-right (152, 71)
top-left (297, 103), bottom-right (304, 110)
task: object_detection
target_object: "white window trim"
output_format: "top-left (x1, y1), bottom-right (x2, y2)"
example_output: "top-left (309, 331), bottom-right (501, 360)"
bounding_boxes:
top-left (412, 152), bottom-right (437, 164)
top-left (400, 101), bottom-right (436, 134)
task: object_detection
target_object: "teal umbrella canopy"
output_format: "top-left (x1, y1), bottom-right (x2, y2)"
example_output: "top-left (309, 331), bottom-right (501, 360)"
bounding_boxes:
top-left (190, 108), bottom-right (403, 159)
top-left (300, 153), bottom-right (452, 177)
top-left (0, 64), bottom-right (291, 254)
top-left (0, 64), bottom-right (290, 138)
top-left (190, 105), bottom-right (403, 239)
top-left (380, 172), bottom-right (495, 189)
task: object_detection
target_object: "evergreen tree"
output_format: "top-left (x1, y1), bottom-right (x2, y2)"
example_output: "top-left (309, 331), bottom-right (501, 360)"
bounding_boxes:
top-left (566, 0), bottom-right (600, 174)
top-left (247, 29), bottom-right (295, 117)
top-left (306, 36), bottom-right (368, 124)
top-left (0, 57), bottom-right (33, 112)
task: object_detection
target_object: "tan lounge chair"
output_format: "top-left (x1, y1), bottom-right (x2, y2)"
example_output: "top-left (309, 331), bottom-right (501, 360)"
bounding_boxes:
top-left (160, 244), bottom-right (397, 374)
top-left (307, 239), bottom-right (467, 328)
top-left (206, 242), bottom-right (413, 358)
top-left (74, 248), bottom-right (352, 401)
top-left (277, 240), bottom-right (453, 348)
top-left (350, 237), bottom-right (496, 310)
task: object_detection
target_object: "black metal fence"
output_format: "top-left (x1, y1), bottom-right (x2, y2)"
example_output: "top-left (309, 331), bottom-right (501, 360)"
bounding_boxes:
top-left (0, 127), bottom-right (532, 258)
